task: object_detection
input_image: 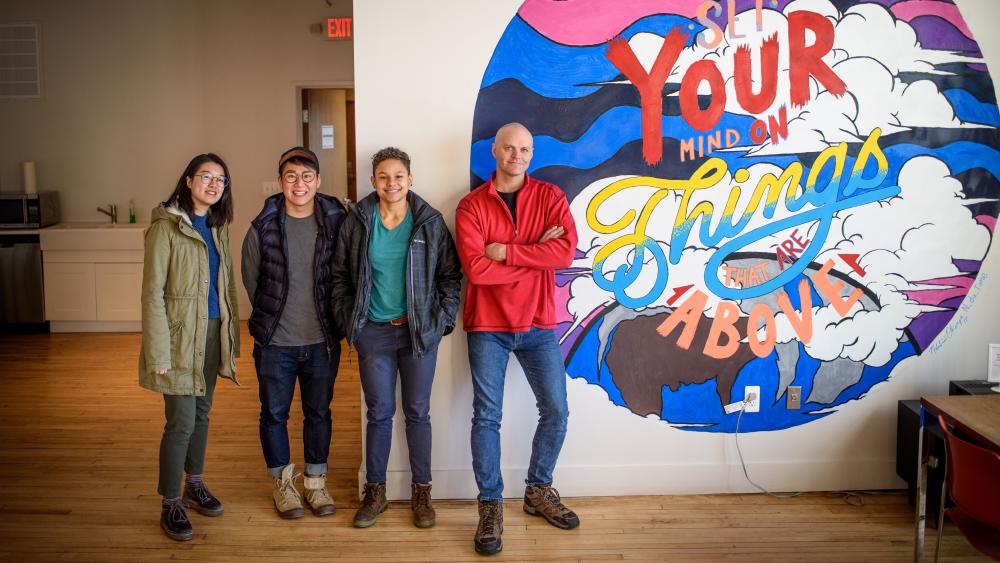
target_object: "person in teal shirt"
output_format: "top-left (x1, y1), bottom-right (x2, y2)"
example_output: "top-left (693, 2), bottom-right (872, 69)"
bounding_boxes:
top-left (331, 147), bottom-right (462, 530)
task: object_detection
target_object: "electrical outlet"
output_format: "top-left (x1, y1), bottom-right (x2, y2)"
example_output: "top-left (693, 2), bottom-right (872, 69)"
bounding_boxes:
top-left (744, 385), bottom-right (760, 413)
top-left (262, 181), bottom-right (280, 195)
top-left (787, 385), bottom-right (802, 410)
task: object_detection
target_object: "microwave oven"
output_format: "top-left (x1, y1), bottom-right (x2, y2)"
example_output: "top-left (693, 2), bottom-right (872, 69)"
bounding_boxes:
top-left (0, 192), bottom-right (60, 229)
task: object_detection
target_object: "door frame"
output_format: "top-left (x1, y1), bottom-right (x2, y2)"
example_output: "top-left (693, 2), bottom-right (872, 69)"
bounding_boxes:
top-left (292, 81), bottom-right (355, 200)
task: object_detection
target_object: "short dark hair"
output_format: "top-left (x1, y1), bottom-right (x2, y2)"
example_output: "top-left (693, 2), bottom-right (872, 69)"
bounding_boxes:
top-left (278, 146), bottom-right (320, 175)
top-left (164, 153), bottom-right (234, 228)
top-left (371, 147), bottom-right (411, 174)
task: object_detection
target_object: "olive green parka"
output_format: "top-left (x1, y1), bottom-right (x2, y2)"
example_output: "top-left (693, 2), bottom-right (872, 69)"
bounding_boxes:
top-left (139, 204), bottom-right (240, 395)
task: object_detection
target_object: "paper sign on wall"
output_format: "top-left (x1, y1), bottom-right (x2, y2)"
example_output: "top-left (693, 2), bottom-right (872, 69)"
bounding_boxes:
top-left (321, 125), bottom-right (334, 149)
top-left (989, 344), bottom-right (1000, 384)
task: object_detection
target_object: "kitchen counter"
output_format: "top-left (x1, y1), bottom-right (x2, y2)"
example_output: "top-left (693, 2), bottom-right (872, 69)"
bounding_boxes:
top-left (0, 228), bottom-right (41, 235)
top-left (40, 222), bottom-right (147, 332)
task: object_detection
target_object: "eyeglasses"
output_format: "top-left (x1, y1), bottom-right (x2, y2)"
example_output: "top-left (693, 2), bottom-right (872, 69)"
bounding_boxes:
top-left (195, 173), bottom-right (229, 188)
top-left (282, 171), bottom-right (317, 184)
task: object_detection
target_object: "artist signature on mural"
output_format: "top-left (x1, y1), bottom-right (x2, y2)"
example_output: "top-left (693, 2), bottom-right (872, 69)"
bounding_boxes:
top-left (927, 272), bottom-right (990, 354)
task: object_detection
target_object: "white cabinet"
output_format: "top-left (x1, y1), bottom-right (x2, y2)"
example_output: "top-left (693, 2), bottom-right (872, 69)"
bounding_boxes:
top-left (43, 262), bottom-right (97, 321)
top-left (95, 263), bottom-right (143, 321)
top-left (40, 223), bottom-right (146, 332)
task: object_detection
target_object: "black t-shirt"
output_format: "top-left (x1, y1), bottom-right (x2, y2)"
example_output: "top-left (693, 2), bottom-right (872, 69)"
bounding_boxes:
top-left (498, 189), bottom-right (518, 225)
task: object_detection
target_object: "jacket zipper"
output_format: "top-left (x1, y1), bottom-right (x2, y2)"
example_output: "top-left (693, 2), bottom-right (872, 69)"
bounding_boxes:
top-left (490, 183), bottom-right (520, 238)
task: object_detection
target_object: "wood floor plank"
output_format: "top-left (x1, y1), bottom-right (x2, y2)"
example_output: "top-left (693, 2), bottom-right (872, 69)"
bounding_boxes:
top-left (0, 325), bottom-right (990, 562)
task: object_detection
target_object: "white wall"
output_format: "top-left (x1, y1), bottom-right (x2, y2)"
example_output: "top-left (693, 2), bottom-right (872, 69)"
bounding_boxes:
top-left (0, 0), bottom-right (354, 315)
top-left (353, 0), bottom-right (1000, 499)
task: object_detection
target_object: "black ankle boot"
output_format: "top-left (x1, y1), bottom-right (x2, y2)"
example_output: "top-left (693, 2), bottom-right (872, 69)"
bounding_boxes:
top-left (161, 500), bottom-right (194, 541)
top-left (182, 480), bottom-right (224, 516)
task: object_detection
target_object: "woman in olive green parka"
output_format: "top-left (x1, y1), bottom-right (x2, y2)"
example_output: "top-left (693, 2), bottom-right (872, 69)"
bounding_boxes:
top-left (139, 153), bottom-right (239, 541)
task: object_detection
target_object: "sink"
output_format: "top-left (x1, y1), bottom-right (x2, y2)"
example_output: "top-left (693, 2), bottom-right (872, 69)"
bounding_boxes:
top-left (40, 222), bottom-right (147, 251)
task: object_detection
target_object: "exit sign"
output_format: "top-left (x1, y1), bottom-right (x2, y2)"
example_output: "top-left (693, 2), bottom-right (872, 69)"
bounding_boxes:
top-left (327, 17), bottom-right (352, 39)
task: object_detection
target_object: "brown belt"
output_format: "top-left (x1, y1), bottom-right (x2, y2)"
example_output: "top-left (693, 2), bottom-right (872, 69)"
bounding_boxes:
top-left (389, 315), bottom-right (408, 326)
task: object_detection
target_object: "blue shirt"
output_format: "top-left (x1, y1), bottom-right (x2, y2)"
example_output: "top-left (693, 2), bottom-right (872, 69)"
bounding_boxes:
top-left (367, 207), bottom-right (412, 322)
top-left (191, 213), bottom-right (221, 319)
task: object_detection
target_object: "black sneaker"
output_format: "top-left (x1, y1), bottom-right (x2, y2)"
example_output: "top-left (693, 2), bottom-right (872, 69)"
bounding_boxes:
top-left (160, 500), bottom-right (194, 541)
top-left (474, 500), bottom-right (503, 555)
top-left (182, 480), bottom-right (224, 517)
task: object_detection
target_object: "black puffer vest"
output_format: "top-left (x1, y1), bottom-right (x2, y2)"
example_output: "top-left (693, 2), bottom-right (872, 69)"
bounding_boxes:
top-left (247, 193), bottom-right (346, 347)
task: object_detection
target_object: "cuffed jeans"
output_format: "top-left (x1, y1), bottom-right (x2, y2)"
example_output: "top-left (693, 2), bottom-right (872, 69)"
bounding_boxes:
top-left (468, 327), bottom-right (569, 501)
top-left (158, 318), bottom-right (221, 498)
top-left (356, 321), bottom-right (437, 484)
top-left (253, 341), bottom-right (339, 478)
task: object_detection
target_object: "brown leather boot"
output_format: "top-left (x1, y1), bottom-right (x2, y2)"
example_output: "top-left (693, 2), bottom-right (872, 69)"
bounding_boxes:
top-left (410, 483), bottom-right (436, 528)
top-left (523, 484), bottom-right (580, 529)
top-left (474, 500), bottom-right (503, 555)
top-left (352, 482), bottom-right (388, 528)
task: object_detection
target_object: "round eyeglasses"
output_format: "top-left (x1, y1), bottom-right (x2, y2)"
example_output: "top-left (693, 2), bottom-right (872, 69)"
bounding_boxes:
top-left (196, 173), bottom-right (229, 188)
top-left (282, 171), bottom-right (317, 184)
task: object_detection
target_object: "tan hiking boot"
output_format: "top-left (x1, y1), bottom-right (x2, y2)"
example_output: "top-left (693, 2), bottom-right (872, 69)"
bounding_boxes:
top-left (474, 500), bottom-right (504, 555)
top-left (352, 482), bottom-right (388, 528)
top-left (303, 473), bottom-right (336, 517)
top-left (272, 464), bottom-right (304, 519)
top-left (410, 482), bottom-right (436, 528)
top-left (523, 484), bottom-right (579, 529)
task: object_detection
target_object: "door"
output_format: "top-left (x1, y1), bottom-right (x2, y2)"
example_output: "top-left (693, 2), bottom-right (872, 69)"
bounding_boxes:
top-left (301, 88), bottom-right (356, 203)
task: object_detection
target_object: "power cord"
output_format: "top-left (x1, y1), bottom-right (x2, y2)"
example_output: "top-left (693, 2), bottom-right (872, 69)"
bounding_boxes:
top-left (733, 392), bottom-right (801, 499)
top-left (731, 393), bottom-right (907, 506)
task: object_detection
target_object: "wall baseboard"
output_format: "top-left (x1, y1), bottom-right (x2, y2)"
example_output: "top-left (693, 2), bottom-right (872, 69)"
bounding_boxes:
top-left (361, 459), bottom-right (906, 501)
top-left (50, 321), bottom-right (141, 333)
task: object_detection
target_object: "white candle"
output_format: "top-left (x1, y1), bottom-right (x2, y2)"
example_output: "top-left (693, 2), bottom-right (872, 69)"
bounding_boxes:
top-left (22, 161), bottom-right (37, 194)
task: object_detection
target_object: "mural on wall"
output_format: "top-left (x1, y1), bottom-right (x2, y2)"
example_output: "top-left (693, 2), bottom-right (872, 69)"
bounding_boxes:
top-left (470, 0), bottom-right (1000, 432)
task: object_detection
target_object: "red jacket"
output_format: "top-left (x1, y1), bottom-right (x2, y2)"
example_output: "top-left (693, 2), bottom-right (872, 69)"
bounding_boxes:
top-left (456, 174), bottom-right (577, 332)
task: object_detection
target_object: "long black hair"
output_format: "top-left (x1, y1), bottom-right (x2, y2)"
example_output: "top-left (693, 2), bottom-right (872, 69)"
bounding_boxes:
top-left (163, 153), bottom-right (234, 227)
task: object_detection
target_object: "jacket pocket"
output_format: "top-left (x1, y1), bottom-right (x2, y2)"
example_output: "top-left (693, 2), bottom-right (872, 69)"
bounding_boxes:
top-left (169, 320), bottom-right (192, 371)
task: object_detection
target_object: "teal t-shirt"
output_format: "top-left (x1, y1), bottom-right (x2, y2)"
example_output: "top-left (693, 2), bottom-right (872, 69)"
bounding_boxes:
top-left (367, 207), bottom-right (413, 322)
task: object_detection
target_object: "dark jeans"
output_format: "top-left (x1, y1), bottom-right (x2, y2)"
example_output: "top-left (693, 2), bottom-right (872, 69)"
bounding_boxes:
top-left (356, 321), bottom-right (438, 485)
top-left (158, 318), bottom-right (221, 498)
top-left (468, 328), bottom-right (569, 501)
top-left (253, 341), bottom-right (340, 478)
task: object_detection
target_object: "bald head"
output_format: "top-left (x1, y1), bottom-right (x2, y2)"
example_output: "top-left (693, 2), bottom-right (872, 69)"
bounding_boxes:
top-left (492, 122), bottom-right (534, 184)
top-left (495, 122), bottom-right (532, 144)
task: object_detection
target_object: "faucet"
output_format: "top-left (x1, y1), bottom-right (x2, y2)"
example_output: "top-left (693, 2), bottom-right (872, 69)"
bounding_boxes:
top-left (97, 204), bottom-right (118, 224)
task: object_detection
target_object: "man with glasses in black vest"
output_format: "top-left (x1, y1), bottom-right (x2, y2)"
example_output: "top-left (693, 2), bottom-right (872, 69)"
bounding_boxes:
top-left (242, 146), bottom-right (346, 519)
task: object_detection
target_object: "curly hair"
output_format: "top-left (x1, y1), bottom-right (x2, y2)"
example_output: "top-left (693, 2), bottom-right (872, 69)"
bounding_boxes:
top-left (371, 146), bottom-right (411, 174)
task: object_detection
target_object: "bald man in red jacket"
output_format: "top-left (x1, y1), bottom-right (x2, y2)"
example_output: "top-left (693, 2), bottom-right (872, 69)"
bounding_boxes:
top-left (456, 122), bottom-right (580, 556)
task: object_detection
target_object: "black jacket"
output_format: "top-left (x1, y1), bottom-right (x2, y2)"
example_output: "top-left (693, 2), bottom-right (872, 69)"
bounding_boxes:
top-left (247, 193), bottom-right (346, 348)
top-left (331, 191), bottom-right (463, 357)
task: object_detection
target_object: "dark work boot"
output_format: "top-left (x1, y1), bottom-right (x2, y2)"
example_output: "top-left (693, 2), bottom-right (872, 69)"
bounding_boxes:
top-left (410, 482), bottom-right (436, 528)
top-left (474, 500), bottom-right (503, 555)
top-left (182, 478), bottom-right (224, 517)
top-left (160, 499), bottom-right (194, 541)
top-left (353, 482), bottom-right (388, 528)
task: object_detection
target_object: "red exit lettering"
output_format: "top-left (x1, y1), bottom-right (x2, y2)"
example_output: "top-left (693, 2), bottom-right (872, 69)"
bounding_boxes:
top-left (327, 17), bottom-right (352, 38)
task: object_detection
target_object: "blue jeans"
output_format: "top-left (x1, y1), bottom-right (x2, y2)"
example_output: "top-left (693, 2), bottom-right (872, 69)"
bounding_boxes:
top-left (356, 321), bottom-right (437, 484)
top-left (253, 342), bottom-right (340, 477)
top-left (468, 328), bottom-right (569, 501)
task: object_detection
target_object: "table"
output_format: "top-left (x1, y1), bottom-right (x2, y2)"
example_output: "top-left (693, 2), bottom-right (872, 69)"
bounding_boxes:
top-left (914, 395), bottom-right (1000, 562)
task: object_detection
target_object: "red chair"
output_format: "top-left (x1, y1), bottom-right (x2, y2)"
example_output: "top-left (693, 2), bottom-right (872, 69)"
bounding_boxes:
top-left (934, 414), bottom-right (1000, 562)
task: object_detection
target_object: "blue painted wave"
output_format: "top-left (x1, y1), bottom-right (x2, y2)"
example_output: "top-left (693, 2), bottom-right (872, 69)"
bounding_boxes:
top-left (883, 141), bottom-right (1000, 181)
top-left (943, 89), bottom-right (1000, 127)
top-left (481, 15), bottom-right (702, 99)
top-left (470, 106), bottom-right (758, 180)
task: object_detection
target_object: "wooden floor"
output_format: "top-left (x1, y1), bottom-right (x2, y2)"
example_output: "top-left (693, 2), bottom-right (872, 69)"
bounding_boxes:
top-left (0, 326), bottom-right (989, 562)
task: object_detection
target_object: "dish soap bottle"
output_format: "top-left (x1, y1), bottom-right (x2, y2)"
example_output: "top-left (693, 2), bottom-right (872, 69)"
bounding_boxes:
top-left (129, 199), bottom-right (136, 224)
